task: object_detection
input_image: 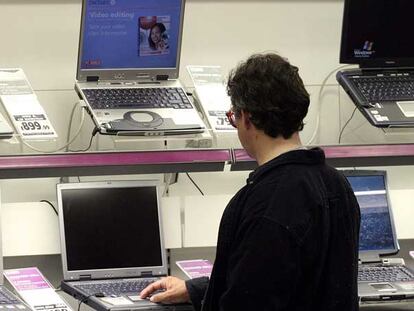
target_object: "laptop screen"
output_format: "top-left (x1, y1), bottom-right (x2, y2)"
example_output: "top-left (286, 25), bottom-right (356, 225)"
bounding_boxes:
top-left (79, 0), bottom-right (183, 70)
top-left (345, 172), bottom-right (397, 252)
top-left (340, 0), bottom-right (414, 66)
top-left (60, 182), bottom-right (163, 272)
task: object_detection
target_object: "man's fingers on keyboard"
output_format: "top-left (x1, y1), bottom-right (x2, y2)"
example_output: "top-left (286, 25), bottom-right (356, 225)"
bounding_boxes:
top-left (140, 279), bottom-right (165, 298)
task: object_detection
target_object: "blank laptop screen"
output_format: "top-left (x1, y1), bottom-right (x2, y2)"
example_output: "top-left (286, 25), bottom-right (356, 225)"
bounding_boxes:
top-left (346, 174), bottom-right (396, 252)
top-left (61, 185), bottom-right (163, 271)
top-left (80, 0), bottom-right (182, 70)
top-left (340, 0), bottom-right (414, 64)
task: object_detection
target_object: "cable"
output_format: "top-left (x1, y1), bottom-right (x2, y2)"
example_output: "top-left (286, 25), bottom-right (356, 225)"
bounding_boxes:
top-left (68, 127), bottom-right (99, 152)
top-left (78, 293), bottom-right (104, 311)
top-left (306, 64), bottom-right (353, 146)
top-left (19, 106), bottom-right (86, 153)
top-left (66, 101), bottom-right (82, 152)
top-left (186, 173), bottom-right (204, 196)
top-left (338, 106), bottom-right (358, 144)
top-left (40, 200), bottom-right (58, 216)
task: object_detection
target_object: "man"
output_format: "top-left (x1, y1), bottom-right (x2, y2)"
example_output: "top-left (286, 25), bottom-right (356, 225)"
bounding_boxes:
top-left (141, 53), bottom-right (360, 310)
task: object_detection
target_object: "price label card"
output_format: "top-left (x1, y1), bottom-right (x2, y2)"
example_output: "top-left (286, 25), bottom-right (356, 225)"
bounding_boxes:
top-left (14, 114), bottom-right (55, 138)
top-left (176, 259), bottom-right (213, 279)
top-left (0, 69), bottom-right (57, 140)
top-left (4, 267), bottom-right (72, 311)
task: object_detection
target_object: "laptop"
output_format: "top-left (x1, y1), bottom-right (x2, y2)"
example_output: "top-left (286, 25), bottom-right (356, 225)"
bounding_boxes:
top-left (343, 170), bottom-right (414, 302)
top-left (75, 0), bottom-right (205, 136)
top-left (0, 190), bottom-right (31, 310)
top-left (336, 0), bottom-right (414, 128)
top-left (57, 181), bottom-right (191, 311)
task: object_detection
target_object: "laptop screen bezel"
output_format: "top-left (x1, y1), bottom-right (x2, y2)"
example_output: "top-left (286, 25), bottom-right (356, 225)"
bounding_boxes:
top-left (57, 180), bottom-right (168, 281)
top-left (342, 170), bottom-right (400, 258)
top-left (339, 0), bottom-right (414, 68)
top-left (76, 0), bottom-right (186, 81)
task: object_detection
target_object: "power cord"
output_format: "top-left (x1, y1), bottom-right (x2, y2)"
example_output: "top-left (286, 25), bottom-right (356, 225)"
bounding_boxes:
top-left (19, 106), bottom-right (87, 153)
top-left (306, 64), bottom-right (353, 146)
top-left (78, 293), bottom-right (104, 311)
top-left (68, 126), bottom-right (99, 152)
top-left (338, 106), bottom-right (358, 144)
top-left (40, 200), bottom-right (58, 216)
top-left (186, 173), bottom-right (204, 196)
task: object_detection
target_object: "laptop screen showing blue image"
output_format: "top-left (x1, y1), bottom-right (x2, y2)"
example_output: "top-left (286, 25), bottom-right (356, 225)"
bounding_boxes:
top-left (346, 174), bottom-right (396, 252)
top-left (80, 0), bottom-right (182, 70)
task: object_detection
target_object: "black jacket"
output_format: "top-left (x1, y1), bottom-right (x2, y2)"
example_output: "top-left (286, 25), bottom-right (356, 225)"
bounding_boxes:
top-left (186, 148), bottom-right (360, 311)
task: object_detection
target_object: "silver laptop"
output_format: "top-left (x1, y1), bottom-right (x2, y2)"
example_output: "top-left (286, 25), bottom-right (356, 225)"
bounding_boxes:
top-left (57, 180), bottom-right (191, 311)
top-left (75, 0), bottom-right (205, 136)
top-left (343, 170), bottom-right (414, 302)
top-left (0, 190), bottom-right (31, 310)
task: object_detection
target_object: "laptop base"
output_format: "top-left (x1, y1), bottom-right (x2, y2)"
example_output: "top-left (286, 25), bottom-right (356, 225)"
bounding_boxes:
top-left (62, 281), bottom-right (193, 311)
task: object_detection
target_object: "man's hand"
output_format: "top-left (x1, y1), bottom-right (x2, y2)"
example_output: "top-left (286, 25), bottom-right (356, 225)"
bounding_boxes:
top-left (140, 276), bottom-right (190, 304)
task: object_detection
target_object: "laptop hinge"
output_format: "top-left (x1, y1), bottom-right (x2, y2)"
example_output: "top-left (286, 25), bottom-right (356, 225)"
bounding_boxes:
top-left (79, 274), bottom-right (92, 280)
top-left (381, 258), bottom-right (405, 266)
top-left (156, 75), bottom-right (169, 81)
top-left (86, 76), bottom-right (99, 82)
top-left (359, 254), bottom-right (381, 263)
top-left (141, 271), bottom-right (154, 277)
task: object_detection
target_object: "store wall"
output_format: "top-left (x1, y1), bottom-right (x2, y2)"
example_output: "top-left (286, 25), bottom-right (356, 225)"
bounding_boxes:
top-left (1, 0), bottom-right (414, 256)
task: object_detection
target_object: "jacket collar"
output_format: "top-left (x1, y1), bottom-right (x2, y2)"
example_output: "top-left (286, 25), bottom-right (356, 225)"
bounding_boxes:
top-left (247, 147), bottom-right (326, 184)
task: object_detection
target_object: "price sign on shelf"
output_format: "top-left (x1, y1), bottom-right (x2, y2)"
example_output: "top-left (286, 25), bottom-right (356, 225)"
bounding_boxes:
top-left (0, 68), bottom-right (57, 140)
top-left (14, 114), bottom-right (55, 138)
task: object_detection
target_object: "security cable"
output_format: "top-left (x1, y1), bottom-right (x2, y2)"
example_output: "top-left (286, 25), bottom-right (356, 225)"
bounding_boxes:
top-left (66, 101), bottom-right (82, 152)
top-left (338, 106), bottom-right (358, 144)
top-left (306, 64), bottom-right (353, 146)
top-left (78, 293), bottom-right (104, 311)
top-left (40, 200), bottom-right (58, 216)
top-left (19, 106), bottom-right (87, 153)
top-left (186, 173), bottom-right (205, 196)
top-left (68, 126), bottom-right (99, 152)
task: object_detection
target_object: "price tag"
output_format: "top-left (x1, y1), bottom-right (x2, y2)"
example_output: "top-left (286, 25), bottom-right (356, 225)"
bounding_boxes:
top-left (14, 114), bottom-right (55, 138)
top-left (0, 69), bottom-right (57, 140)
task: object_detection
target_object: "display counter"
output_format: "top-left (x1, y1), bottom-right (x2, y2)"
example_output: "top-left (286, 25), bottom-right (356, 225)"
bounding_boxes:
top-left (2, 143), bottom-right (414, 179)
top-left (4, 239), bottom-right (414, 311)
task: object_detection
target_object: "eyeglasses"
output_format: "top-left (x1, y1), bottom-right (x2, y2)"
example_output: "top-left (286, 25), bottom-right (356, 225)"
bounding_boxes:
top-left (226, 110), bottom-right (237, 128)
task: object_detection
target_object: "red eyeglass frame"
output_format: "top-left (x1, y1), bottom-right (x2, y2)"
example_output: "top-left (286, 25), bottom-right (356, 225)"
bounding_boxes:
top-left (226, 110), bottom-right (237, 128)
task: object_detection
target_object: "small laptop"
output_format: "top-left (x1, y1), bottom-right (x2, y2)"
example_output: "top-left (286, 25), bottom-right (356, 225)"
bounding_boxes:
top-left (57, 181), bottom-right (191, 311)
top-left (336, 0), bottom-right (414, 128)
top-left (0, 190), bottom-right (31, 310)
top-left (343, 170), bottom-right (414, 302)
top-left (75, 0), bottom-right (205, 136)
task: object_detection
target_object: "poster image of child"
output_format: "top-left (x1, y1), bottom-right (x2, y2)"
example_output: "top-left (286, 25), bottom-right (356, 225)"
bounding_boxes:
top-left (138, 16), bottom-right (170, 56)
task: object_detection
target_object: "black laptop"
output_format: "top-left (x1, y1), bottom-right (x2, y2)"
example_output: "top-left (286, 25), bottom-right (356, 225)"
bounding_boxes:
top-left (336, 0), bottom-right (414, 128)
top-left (57, 181), bottom-right (192, 311)
top-left (343, 170), bottom-right (414, 302)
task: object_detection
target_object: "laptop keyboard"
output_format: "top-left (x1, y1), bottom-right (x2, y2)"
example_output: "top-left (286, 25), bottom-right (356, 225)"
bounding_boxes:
top-left (74, 278), bottom-right (161, 297)
top-left (353, 74), bottom-right (414, 102)
top-left (82, 87), bottom-right (193, 110)
top-left (358, 265), bottom-right (414, 282)
top-left (0, 287), bottom-right (20, 305)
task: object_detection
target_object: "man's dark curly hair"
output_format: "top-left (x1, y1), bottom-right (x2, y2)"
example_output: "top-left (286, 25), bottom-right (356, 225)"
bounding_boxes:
top-left (227, 53), bottom-right (310, 139)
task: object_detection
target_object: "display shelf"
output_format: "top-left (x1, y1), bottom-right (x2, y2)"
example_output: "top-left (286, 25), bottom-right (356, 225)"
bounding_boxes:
top-left (2, 144), bottom-right (414, 179)
top-left (0, 149), bottom-right (231, 179)
top-left (231, 144), bottom-right (414, 171)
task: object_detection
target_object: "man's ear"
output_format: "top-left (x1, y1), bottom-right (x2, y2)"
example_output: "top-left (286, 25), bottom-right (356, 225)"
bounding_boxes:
top-left (240, 110), bottom-right (252, 129)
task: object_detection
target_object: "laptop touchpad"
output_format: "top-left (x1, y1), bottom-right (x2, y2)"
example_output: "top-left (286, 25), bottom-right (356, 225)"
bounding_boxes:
top-left (397, 101), bottom-right (414, 117)
top-left (130, 112), bottom-right (156, 122)
top-left (369, 283), bottom-right (397, 292)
